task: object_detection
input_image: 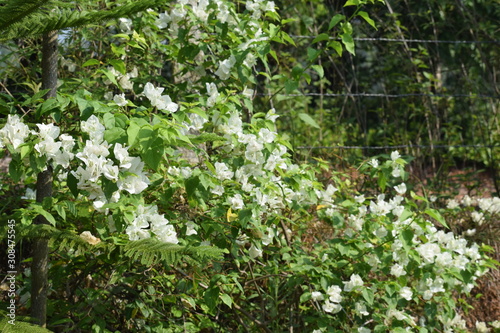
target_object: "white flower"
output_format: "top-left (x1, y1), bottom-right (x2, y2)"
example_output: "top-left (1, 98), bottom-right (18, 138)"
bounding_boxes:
top-left (113, 93), bottom-right (128, 106)
top-left (258, 128), bottom-right (277, 144)
top-left (157, 94), bottom-right (178, 113)
top-left (35, 123), bottom-right (60, 140)
top-left (390, 263), bottom-right (406, 277)
top-left (394, 183), bottom-right (407, 195)
top-left (358, 328), bottom-right (371, 333)
top-left (399, 287), bottom-right (413, 301)
top-left (155, 224), bottom-right (179, 243)
top-left (311, 291), bottom-right (324, 301)
top-left (248, 243), bottom-right (262, 259)
top-left (211, 185), bottom-right (225, 196)
top-left (471, 211), bottom-right (484, 225)
top-left (326, 285), bottom-right (342, 303)
top-left (214, 162), bottom-right (234, 181)
top-left (475, 321), bottom-right (490, 333)
top-left (416, 242), bottom-right (441, 264)
top-left (113, 143), bottom-right (134, 169)
top-left (143, 82), bottom-right (178, 112)
top-left (21, 188), bottom-right (36, 200)
top-left (355, 302), bottom-right (369, 316)
top-left (156, 12), bottom-right (171, 29)
top-left (261, 227), bottom-right (275, 245)
top-left (369, 158), bottom-right (379, 168)
top-left (391, 151), bottom-right (401, 161)
top-left (244, 52), bottom-right (257, 68)
top-left (354, 194), bottom-right (365, 203)
top-left (392, 166), bottom-right (402, 178)
top-left (0, 115), bottom-right (31, 150)
top-left (186, 221), bottom-right (198, 236)
top-left (81, 115), bottom-right (105, 142)
top-left (118, 18), bottom-right (132, 33)
top-left (446, 199), bottom-right (459, 209)
top-left (206, 82), bottom-right (219, 107)
top-left (126, 216), bottom-right (151, 241)
top-left (322, 300), bottom-right (342, 314)
top-left (118, 174), bottom-right (149, 194)
top-left (464, 228), bottom-right (476, 236)
top-left (374, 226), bottom-right (388, 238)
top-left (228, 194), bottom-right (244, 210)
top-left (215, 55), bottom-right (236, 80)
top-left (343, 274), bottom-right (363, 292)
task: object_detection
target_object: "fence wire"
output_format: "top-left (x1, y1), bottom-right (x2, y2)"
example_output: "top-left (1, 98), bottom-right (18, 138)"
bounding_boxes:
top-left (296, 144), bottom-right (500, 150)
top-left (257, 92), bottom-right (500, 99)
top-left (291, 35), bottom-right (500, 44)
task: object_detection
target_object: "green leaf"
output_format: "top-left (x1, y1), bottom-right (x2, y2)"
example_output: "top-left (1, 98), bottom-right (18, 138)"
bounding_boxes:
top-left (204, 287), bottom-right (219, 312)
top-left (410, 191), bottom-right (428, 202)
top-left (344, 0), bottom-right (359, 6)
top-left (362, 288), bottom-right (374, 306)
top-left (82, 59), bottom-right (100, 67)
top-left (67, 172), bottom-right (80, 198)
top-left (341, 33), bottom-right (355, 55)
top-left (142, 138), bottom-right (164, 171)
top-left (329, 14), bottom-right (345, 30)
top-left (358, 11), bottom-right (377, 30)
top-left (307, 47), bottom-right (322, 62)
top-left (8, 157), bottom-right (22, 182)
top-left (220, 293), bottom-right (232, 308)
top-left (185, 176), bottom-right (200, 201)
top-left (298, 113), bottom-right (320, 129)
top-left (328, 40), bottom-right (343, 56)
top-left (284, 79), bottom-right (298, 93)
top-left (109, 59), bottom-right (126, 75)
top-left (312, 33), bottom-right (330, 44)
top-left (311, 65), bottom-right (324, 78)
top-left (424, 209), bottom-right (449, 229)
top-left (104, 127), bottom-right (126, 144)
top-left (31, 205), bottom-right (57, 226)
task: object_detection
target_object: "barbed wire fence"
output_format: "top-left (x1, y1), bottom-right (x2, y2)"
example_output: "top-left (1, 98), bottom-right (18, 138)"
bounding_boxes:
top-left (260, 35), bottom-right (500, 192)
top-left (259, 35), bottom-right (499, 153)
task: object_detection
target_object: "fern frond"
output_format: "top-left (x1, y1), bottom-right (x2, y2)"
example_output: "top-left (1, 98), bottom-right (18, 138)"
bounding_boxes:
top-left (0, 313), bottom-right (53, 332)
top-left (0, 0), bottom-right (166, 41)
top-left (19, 224), bottom-right (105, 254)
top-left (0, 0), bottom-right (52, 33)
top-left (124, 239), bottom-right (226, 266)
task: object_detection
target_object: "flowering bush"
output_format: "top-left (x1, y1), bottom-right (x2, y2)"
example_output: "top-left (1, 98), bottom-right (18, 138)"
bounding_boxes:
top-left (0, 0), bottom-right (497, 331)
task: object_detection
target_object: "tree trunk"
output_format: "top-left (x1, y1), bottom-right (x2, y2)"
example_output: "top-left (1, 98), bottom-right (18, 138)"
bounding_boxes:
top-left (31, 30), bottom-right (57, 328)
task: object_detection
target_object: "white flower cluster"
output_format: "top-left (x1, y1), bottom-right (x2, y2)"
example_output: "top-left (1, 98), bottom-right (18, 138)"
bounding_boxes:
top-left (0, 115), bottom-right (30, 151)
top-left (72, 115), bottom-right (150, 209)
top-left (0, 115), bottom-right (178, 243)
top-left (143, 82), bottom-right (178, 113)
top-left (245, 0), bottom-right (276, 19)
top-left (156, 0), bottom-right (235, 35)
top-left (446, 194), bottom-right (499, 235)
top-left (104, 66), bottom-right (138, 91)
top-left (125, 204), bottom-right (178, 243)
top-left (33, 123), bottom-right (76, 168)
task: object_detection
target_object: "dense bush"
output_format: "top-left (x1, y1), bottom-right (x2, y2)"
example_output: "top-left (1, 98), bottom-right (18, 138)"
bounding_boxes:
top-left (0, 0), bottom-right (498, 332)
